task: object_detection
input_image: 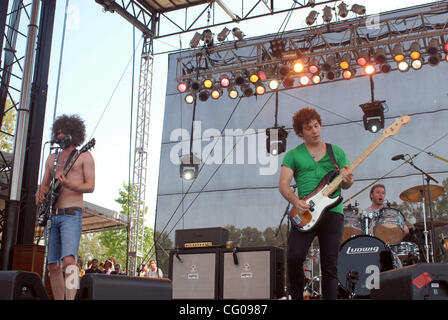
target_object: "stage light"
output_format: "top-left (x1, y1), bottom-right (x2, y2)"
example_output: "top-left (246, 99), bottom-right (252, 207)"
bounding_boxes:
top-left (180, 153), bottom-right (200, 181)
top-left (311, 74), bottom-right (321, 84)
top-left (269, 79), bottom-right (280, 90)
top-left (203, 78), bottom-right (213, 89)
top-left (202, 29), bottom-right (213, 47)
top-left (357, 50), bottom-right (369, 66)
top-left (337, 2), bottom-right (348, 18)
top-left (241, 84), bottom-right (253, 97)
top-left (363, 64), bottom-right (376, 75)
top-left (190, 32), bottom-right (202, 48)
top-left (411, 59), bottom-right (423, 70)
top-left (234, 72), bottom-right (245, 85)
top-left (220, 75), bottom-right (230, 87)
top-left (266, 126), bottom-right (288, 156)
top-left (258, 71), bottom-right (267, 81)
top-left (428, 38), bottom-right (440, 55)
top-left (308, 59), bottom-right (319, 74)
top-left (283, 76), bottom-right (295, 88)
top-left (398, 60), bottom-right (409, 72)
top-left (342, 69), bottom-right (353, 79)
top-left (299, 75), bottom-right (310, 86)
top-left (322, 6), bottom-right (332, 23)
top-left (446, 54), bottom-right (448, 63)
top-left (322, 55), bottom-right (336, 72)
top-left (211, 87), bottom-right (223, 99)
top-left (380, 63), bottom-right (391, 73)
top-left (270, 38), bottom-right (286, 57)
top-left (177, 82), bottom-right (188, 93)
top-left (428, 39), bottom-right (441, 66)
top-left (185, 93), bottom-right (195, 104)
top-left (279, 64), bottom-right (290, 77)
top-left (360, 100), bottom-right (385, 133)
top-left (428, 54), bottom-right (441, 66)
top-left (306, 10), bottom-right (318, 26)
top-left (409, 42), bottom-right (421, 60)
top-left (198, 90), bottom-right (210, 101)
top-left (232, 27), bottom-right (245, 41)
top-left (393, 44), bottom-right (405, 62)
top-left (228, 87), bottom-right (239, 99)
top-left (292, 60), bottom-right (305, 73)
top-left (351, 4), bottom-right (366, 15)
top-left (255, 82), bottom-right (266, 95)
top-left (444, 42), bottom-right (448, 52)
top-left (217, 27), bottom-right (230, 42)
top-left (249, 71), bottom-right (259, 83)
top-left (339, 53), bottom-right (351, 69)
top-left (190, 80), bottom-right (201, 91)
top-left (326, 71), bottom-right (336, 80)
top-left (374, 48), bottom-right (386, 64)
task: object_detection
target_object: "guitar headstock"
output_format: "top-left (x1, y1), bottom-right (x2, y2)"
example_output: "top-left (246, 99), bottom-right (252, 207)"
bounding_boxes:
top-left (382, 115), bottom-right (410, 138)
top-left (80, 138), bottom-right (96, 153)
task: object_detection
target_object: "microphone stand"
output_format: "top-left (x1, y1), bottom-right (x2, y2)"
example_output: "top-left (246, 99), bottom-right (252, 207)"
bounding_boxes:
top-left (42, 145), bottom-right (63, 286)
top-left (404, 157), bottom-right (439, 263)
top-left (276, 184), bottom-right (297, 298)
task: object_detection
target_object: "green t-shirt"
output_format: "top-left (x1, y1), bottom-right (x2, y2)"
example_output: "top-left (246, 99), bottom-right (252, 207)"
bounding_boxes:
top-left (281, 143), bottom-right (350, 215)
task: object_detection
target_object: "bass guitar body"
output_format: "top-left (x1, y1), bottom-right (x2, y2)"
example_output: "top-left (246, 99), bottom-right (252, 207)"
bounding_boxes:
top-left (289, 170), bottom-right (342, 232)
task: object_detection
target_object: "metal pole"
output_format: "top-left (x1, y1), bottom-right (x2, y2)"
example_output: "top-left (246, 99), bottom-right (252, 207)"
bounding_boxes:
top-left (0, 0), bottom-right (40, 270)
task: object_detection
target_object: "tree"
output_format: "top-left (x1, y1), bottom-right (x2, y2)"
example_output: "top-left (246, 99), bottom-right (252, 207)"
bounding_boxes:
top-left (0, 99), bottom-right (17, 153)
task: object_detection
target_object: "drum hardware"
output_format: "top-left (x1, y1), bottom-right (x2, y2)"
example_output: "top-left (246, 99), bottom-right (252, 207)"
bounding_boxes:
top-left (346, 270), bottom-right (359, 299)
top-left (398, 155), bottom-right (443, 263)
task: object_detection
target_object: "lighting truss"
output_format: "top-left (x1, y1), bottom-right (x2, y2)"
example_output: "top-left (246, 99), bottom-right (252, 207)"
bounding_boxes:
top-left (175, 2), bottom-right (448, 97)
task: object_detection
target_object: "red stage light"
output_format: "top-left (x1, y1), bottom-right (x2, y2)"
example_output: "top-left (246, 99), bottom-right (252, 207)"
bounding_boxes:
top-left (357, 56), bottom-right (367, 66)
top-left (177, 82), bottom-right (188, 93)
top-left (220, 75), bottom-right (230, 87)
top-left (309, 64), bottom-right (319, 74)
top-left (258, 71), bottom-right (267, 81)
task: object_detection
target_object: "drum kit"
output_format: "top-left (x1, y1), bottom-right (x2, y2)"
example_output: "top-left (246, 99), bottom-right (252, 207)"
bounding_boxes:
top-left (303, 183), bottom-right (447, 299)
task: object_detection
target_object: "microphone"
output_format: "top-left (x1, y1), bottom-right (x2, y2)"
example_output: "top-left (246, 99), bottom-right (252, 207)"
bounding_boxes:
top-left (391, 154), bottom-right (405, 161)
top-left (49, 135), bottom-right (71, 146)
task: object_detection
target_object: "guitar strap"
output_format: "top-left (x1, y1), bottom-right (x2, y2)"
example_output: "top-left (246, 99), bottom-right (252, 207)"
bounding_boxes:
top-left (63, 148), bottom-right (78, 171)
top-left (325, 143), bottom-right (339, 170)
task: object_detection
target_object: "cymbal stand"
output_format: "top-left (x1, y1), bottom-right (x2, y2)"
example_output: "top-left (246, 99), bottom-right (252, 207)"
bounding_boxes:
top-left (405, 158), bottom-right (439, 263)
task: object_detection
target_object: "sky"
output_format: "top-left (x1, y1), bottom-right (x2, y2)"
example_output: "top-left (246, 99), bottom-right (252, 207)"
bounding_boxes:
top-left (29, 0), bottom-right (437, 229)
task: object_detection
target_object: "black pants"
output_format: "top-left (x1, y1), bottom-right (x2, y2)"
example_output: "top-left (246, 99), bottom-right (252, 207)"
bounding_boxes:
top-left (287, 210), bottom-right (344, 300)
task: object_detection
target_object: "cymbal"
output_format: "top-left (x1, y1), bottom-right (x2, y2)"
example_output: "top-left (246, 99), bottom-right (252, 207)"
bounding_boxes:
top-left (399, 185), bottom-right (445, 203)
top-left (414, 220), bottom-right (448, 228)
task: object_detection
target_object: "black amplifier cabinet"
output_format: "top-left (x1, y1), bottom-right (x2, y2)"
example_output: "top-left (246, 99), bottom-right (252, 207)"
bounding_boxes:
top-left (370, 263), bottom-right (448, 300)
top-left (175, 227), bottom-right (229, 249)
top-left (169, 248), bottom-right (220, 299)
top-left (219, 246), bottom-right (284, 299)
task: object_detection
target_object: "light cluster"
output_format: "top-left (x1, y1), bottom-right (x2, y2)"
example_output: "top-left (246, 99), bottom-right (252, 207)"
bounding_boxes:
top-left (178, 37), bottom-right (448, 104)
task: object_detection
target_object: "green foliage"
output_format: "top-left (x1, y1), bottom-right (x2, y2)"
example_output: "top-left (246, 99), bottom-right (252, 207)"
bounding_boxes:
top-left (0, 99), bottom-right (17, 153)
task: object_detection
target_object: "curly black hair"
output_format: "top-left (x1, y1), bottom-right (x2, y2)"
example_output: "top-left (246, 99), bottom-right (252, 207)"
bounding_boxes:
top-left (51, 114), bottom-right (86, 147)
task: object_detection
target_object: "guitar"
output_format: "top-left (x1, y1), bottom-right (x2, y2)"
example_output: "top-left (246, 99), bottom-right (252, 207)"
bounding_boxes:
top-left (37, 138), bottom-right (96, 226)
top-left (289, 115), bottom-right (410, 232)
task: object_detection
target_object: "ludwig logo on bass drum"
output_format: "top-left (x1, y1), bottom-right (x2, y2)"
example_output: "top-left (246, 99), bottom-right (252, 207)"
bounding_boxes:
top-left (346, 246), bottom-right (380, 254)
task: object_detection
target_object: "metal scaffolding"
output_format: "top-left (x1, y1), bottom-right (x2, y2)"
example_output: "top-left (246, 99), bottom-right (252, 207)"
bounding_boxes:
top-left (127, 36), bottom-right (154, 276)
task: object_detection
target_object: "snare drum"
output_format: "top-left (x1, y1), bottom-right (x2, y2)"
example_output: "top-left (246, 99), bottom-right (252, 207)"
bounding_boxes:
top-left (342, 207), bottom-right (363, 243)
top-left (373, 207), bottom-right (405, 245)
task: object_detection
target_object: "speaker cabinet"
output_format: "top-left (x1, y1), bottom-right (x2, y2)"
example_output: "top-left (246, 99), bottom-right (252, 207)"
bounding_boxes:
top-left (76, 274), bottom-right (172, 300)
top-left (220, 246), bottom-right (284, 299)
top-left (0, 271), bottom-right (49, 300)
top-left (169, 248), bottom-right (220, 299)
top-left (370, 263), bottom-right (448, 300)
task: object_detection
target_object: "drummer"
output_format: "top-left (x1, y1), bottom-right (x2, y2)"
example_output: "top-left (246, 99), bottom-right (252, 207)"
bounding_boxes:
top-left (364, 184), bottom-right (409, 236)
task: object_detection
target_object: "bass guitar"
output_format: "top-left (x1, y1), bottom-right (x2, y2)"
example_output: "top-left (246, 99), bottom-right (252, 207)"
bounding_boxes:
top-left (37, 138), bottom-right (96, 226)
top-left (289, 115), bottom-right (410, 232)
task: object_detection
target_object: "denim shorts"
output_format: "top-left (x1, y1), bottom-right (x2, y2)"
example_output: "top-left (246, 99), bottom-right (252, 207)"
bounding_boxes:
top-left (46, 209), bottom-right (83, 264)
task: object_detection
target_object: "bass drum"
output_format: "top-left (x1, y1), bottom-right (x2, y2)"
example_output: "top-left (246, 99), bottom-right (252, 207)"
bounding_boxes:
top-left (338, 235), bottom-right (395, 298)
